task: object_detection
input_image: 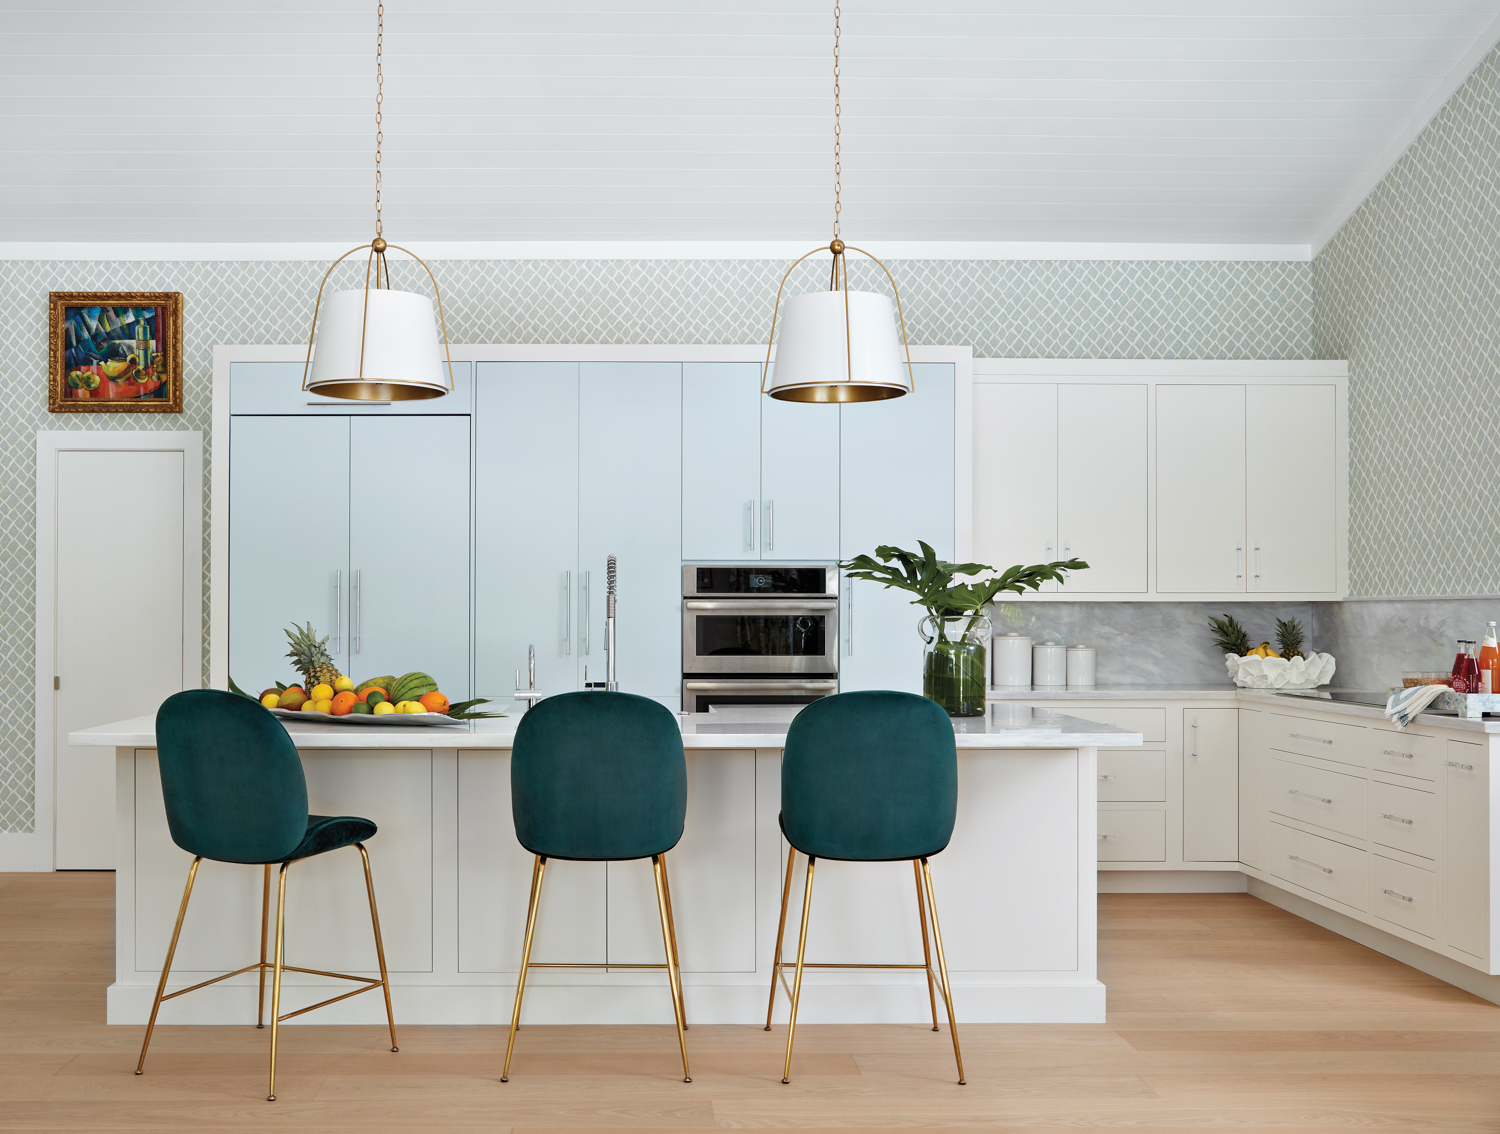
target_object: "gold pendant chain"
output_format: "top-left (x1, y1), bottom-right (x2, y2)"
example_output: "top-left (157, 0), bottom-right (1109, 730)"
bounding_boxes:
top-left (832, 1), bottom-right (841, 240)
top-left (374, 2), bottom-right (384, 241)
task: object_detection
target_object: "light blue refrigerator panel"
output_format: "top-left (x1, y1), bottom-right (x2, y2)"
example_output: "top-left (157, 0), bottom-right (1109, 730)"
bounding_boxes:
top-left (839, 363), bottom-right (956, 559)
top-left (838, 364), bottom-right (956, 693)
top-left (761, 389), bottom-right (840, 560)
top-left (349, 416), bottom-right (472, 700)
top-left (579, 363), bottom-right (682, 702)
top-left (474, 362), bottom-right (580, 700)
top-left (682, 363), bottom-right (761, 560)
top-left (228, 416), bottom-right (350, 690)
top-left (230, 361), bottom-right (474, 415)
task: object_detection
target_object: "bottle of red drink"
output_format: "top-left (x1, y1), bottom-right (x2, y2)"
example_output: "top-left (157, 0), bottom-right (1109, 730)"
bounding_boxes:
top-left (1453, 640), bottom-right (1481, 694)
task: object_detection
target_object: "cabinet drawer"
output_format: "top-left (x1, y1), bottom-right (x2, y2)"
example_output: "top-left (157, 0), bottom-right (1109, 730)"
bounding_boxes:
top-left (1268, 757), bottom-right (1366, 840)
top-left (1369, 728), bottom-right (1439, 781)
top-left (1098, 810), bottom-right (1165, 861)
top-left (1269, 821), bottom-right (1367, 911)
top-left (1270, 712), bottom-right (1366, 769)
top-left (1373, 854), bottom-right (1435, 938)
top-left (1073, 707), bottom-right (1166, 744)
top-left (1370, 779), bottom-right (1436, 859)
top-left (1097, 751), bottom-right (1166, 802)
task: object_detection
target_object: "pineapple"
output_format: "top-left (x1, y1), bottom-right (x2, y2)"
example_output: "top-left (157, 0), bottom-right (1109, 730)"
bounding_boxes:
top-left (1276, 616), bottom-right (1306, 661)
top-left (1208, 614), bottom-right (1253, 658)
top-left (284, 622), bottom-right (342, 691)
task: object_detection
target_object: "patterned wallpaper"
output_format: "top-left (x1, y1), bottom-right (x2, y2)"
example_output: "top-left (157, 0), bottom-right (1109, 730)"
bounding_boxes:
top-left (0, 256), bottom-right (1312, 830)
top-left (1315, 44), bottom-right (1500, 598)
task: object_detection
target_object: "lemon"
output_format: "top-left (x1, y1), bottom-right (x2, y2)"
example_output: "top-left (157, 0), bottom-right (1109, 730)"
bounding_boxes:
top-left (372, 701), bottom-right (395, 715)
top-left (260, 693), bottom-right (280, 709)
top-left (313, 699), bottom-right (333, 714)
top-left (333, 676), bottom-right (354, 692)
top-left (310, 683), bottom-right (334, 701)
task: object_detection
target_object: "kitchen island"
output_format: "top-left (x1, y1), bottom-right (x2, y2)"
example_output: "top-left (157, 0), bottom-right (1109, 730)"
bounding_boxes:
top-left (71, 703), bottom-right (1140, 1027)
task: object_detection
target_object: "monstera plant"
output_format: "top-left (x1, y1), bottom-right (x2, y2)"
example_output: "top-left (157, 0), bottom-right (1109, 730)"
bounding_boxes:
top-left (839, 543), bottom-right (1087, 716)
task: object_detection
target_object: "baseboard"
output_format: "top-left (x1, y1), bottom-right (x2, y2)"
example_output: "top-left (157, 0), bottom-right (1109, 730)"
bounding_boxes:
top-left (1248, 877), bottom-right (1500, 1007)
top-left (1098, 869), bottom-right (1248, 893)
top-left (0, 832), bottom-right (46, 872)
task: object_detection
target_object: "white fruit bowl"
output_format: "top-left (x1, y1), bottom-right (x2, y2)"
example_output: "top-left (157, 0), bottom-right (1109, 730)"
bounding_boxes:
top-left (1225, 651), bottom-right (1337, 690)
top-left (269, 707), bottom-right (467, 727)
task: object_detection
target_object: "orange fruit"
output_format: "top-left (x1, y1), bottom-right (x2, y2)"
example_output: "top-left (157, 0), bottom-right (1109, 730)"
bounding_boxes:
top-left (356, 686), bottom-right (388, 704)
top-left (419, 691), bottom-right (449, 714)
top-left (329, 691), bottom-right (358, 716)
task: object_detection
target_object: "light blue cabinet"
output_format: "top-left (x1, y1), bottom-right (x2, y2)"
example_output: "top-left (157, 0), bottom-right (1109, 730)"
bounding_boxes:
top-left (349, 416), bottom-right (471, 699)
top-left (680, 363), bottom-right (839, 562)
top-left (229, 360), bottom-right (473, 415)
top-left (229, 416), bottom-right (351, 690)
top-left (579, 363), bottom-right (683, 702)
top-left (474, 362), bottom-right (580, 700)
top-left (838, 364), bottom-right (956, 693)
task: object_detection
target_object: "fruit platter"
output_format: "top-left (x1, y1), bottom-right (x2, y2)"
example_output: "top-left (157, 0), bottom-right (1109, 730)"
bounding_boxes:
top-left (229, 622), bottom-right (503, 727)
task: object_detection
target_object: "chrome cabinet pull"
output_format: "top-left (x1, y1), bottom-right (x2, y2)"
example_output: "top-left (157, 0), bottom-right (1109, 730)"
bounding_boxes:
top-left (1445, 759), bottom-right (1474, 771)
top-left (1380, 748), bottom-right (1415, 760)
top-left (1254, 541), bottom-right (1261, 584)
top-left (1063, 539), bottom-right (1071, 554)
top-left (846, 577), bottom-right (854, 655)
top-left (748, 500), bottom-right (757, 552)
top-left (352, 569), bottom-right (361, 653)
top-left (1098, 834), bottom-right (1115, 841)
top-left (582, 570), bottom-right (590, 655)
top-left (1380, 887), bottom-right (1415, 903)
top-left (766, 499), bottom-right (775, 551)
top-left (564, 570), bottom-right (572, 655)
top-left (1287, 788), bottom-right (1333, 804)
top-left (1098, 774), bottom-right (1117, 781)
top-left (1379, 812), bottom-right (1414, 825)
top-left (1191, 716), bottom-right (1199, 758)
top-left (1045, 539), bottom-right (1054, 559)
top-left (1287, 854), bottom-right (1333, 874)
top-left (333, 569), bottom-right (342, 654)
top-left (1289, 732), bottom-right (1332, 745)
top-left (1236, 542), bottom-right (1243, 581)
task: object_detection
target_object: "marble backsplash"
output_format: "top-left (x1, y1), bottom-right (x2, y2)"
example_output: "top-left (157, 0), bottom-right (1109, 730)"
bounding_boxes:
top-left (989, 596), bottom-right (1500, 690)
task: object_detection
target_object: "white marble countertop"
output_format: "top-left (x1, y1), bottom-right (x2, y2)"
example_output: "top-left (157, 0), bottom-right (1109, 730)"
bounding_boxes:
top-left (69, 701), bottom-right (1141, 750)
top-left (1241, 689), bottom-right (1500, 734)
top-left (988, 684), bottom-right (1240, 700)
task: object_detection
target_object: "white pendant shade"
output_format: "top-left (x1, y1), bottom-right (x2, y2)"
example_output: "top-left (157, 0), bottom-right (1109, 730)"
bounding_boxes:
top-left (767, 288), bottom-right (910, 403)
top-left (307, 288), bottom-right (451, 401)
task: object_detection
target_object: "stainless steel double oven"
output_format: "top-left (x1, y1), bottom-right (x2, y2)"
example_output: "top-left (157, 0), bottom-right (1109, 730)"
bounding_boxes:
top-left (681, 565), bottom-right (839, 713)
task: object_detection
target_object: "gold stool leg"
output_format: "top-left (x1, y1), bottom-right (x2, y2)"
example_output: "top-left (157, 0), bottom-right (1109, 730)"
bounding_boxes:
top-left (356, 843), bottom-right (399, 1053)
top-left (913, 859), bottom-right (939, 1031)
top-left (658, 853), bottom-right (688, 1029)
top-left (256, 864), bottom-right (270, 1028)
top-left (267, 862), bottom-right (290, 1101)
top-left (501, 855), bottom-right (546, 1082)
top-left (920, 858), bottom-right (965, 1084)
top-left (136, 855), bottom-right (202, 1075)
top-left (764, 848), bottom-right (796, 1030)
top-left (652, 854), bottom-right (692, 1082)
top-left (780, 854), bottom-right (816, 1084)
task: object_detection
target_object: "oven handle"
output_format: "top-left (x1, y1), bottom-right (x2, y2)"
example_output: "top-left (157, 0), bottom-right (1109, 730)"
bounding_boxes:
top-left (683, 680), bottom-right (839, 692)
top-left (684, 599), bottom-right (838, 612)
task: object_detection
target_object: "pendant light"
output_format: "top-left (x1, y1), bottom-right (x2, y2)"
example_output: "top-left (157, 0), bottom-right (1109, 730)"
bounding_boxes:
top-left (763, 1), bottom-right (913, 404)
top-left (302, 2), bottom-right (454, 402)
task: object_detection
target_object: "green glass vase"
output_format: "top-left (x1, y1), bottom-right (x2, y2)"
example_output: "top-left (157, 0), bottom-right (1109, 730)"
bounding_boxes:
top-left (919, 614), bottom-right (992, 717)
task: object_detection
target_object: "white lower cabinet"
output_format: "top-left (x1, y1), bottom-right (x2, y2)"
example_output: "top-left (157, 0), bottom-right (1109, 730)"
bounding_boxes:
top-left (1268, 756), bottom-right (1366, 842)
top-left (1238, 707), bottom-right (1264, 870)
top-left (1443, 741), bottom-right (1488, 960)
top-left (1098, 810), bottom-right (1165, 861)
top-left (1184, 708), bottom-right (1238, 861)
top-left (1268, 820), bottom-right (1367, 911)
top-left (1370, 779), bottom-right (1436, 859)
top-left (1097, 751), bottom-right (1165, 802)
top-left (1373, 854), bottom-right (1436, 938)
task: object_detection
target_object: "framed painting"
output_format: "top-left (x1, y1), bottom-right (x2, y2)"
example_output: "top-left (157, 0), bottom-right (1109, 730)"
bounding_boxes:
top-left (48, 292), bottom-right (183, 413)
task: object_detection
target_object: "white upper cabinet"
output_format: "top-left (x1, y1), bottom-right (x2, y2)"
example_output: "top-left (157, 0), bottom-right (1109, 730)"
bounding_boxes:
top-left (972, 361), bottom-right (1347, 601)
top-left (1057, 384), bottom-right (1148, 593)
top-left (1247, 384), bottom-right (1338, 594)
top-left (1157, 385), bottom-right (1248, 593)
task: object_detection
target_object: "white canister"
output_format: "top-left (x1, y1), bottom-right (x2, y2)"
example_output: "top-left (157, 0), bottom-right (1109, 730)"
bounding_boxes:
top-left (1066, 645), bottom-right (1097, 687)
top-left (1032, 641), bottom-right (1068, 687)
top-left (992, 633), bottom-right (1032, 687)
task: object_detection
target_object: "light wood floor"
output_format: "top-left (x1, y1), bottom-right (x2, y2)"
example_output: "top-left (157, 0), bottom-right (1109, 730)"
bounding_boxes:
top-left (2, 873), bottom-right (1499, 1131)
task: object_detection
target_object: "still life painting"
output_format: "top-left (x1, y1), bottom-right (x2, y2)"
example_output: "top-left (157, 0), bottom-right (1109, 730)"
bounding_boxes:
top-left (48, 291), bottom-right (182, 413)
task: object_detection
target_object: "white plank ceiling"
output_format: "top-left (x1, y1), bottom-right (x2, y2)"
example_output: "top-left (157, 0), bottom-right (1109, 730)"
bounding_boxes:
top-left (3, 0), bottom-right (1500, 247)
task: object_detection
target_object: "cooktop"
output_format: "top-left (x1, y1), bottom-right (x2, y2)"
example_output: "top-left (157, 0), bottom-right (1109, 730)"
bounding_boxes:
top-left (1274, 689), bottom-right (1390, 708)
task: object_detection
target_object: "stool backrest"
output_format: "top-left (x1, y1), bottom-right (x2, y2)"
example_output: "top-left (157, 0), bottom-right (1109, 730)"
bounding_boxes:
top-left (511, 692), bottom-right (686, 861)
top-left (781, 690), bottom-right (958, 861)
top-left (155, 689), bottom-right (309, 863)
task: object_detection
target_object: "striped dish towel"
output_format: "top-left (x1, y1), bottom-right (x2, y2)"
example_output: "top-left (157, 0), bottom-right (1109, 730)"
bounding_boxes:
top-left (1384, 683), bottom-right (1448, 730)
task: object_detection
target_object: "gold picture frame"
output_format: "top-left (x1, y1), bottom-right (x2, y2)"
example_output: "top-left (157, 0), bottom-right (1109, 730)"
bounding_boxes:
top-left (48, 291), bottom-right (183, 413)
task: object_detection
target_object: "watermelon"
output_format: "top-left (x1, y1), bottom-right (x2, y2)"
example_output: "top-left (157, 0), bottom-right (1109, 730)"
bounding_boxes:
top-left (391, 671), bottom-right (438, 703)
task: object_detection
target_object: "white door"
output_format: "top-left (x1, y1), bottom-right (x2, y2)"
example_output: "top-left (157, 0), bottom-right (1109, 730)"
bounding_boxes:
top-left (1156, 385), bottom-right (1247, 593)
top-left (1247, 384), bottom-right (1337, 593)
top-left (1056, 384), bottom-right (1148, 593)
top-left (54, 449), bottom-right (188, 869)
top-left (972, 382), bottom-right (1057, 587)
top-left (682, 363), bottom-right (761, 560)
top-left (1183, 708), bottom-right (1239, 862)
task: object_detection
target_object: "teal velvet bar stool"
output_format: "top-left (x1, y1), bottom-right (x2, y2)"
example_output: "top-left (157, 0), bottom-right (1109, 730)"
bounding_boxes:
top-left (137, 688), bottom-right (398, 1101)
top-left (503, 691), bottom-right (691, 1083)
top-left (765, 689), bottom-right (964, 1084)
